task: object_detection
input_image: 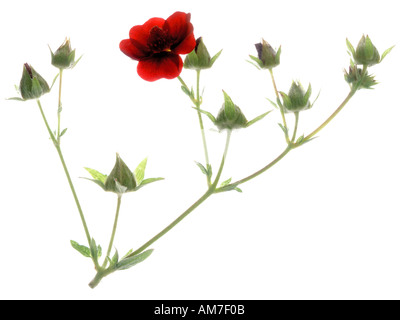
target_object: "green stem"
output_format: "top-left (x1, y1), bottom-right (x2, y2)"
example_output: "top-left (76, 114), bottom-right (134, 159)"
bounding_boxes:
top-left (178, 74), bottom-right (211, 185)
top-left (304, 65), bottom-right (367, 141)
top-left (230, 144), bottom-right (293, 187)
top-left (102, 195), bottom-right (122, 268)
top-left (291, 112), bottom-right (300, 143)
top-left (36, 99), bottom-right (92, 247)
top-left (57, 68), bottom-right (63, 144)
top-left (129, 130), bottom-right (232, 258)
top-left (304, 89), bottom-right (356, 141)
top-left (269, 69), bottom-right (289, 143)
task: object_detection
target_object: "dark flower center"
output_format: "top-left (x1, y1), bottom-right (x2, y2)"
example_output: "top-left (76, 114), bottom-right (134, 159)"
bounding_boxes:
top-left (147, 26), bottom-right (171, 53)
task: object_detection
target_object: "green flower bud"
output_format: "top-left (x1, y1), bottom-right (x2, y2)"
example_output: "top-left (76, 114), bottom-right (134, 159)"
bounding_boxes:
top-left (215, 91), bottom-right (248, 130)
top-left (104, 153), bottom-right (137, 194)
top-left (50, 38), bottom-right (76, 69)
top-left (344, 65), bottom-right (377, 90)
top-left (19, 63), bottom-right (50, 100)
top-left (280, 81), bottom-right (312, 113)
top-left (353, 35), bottom-right (380, 66)
top-left (250, 39), bottom-right (281, 70)
top-left (184, 37), bottom-right (222, 70)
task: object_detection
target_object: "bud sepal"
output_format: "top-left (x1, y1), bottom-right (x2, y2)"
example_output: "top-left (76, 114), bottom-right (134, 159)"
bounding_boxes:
top-left (83, 155), bottom-right (164, 195)
top-left (184, 37), bottom-right (222, 70)
top-left (280, 81), bottom-right (317, 113)
top-left (249, 39), bottom-right (281, 70)
top-left (346, 35), bottom-right (394, 67)
top-left (196, 91), bottom-right (272, 131)
top-left (50, 38), bottom-right (80, 69)
top-left (12, 64), bottom-right (50, 101)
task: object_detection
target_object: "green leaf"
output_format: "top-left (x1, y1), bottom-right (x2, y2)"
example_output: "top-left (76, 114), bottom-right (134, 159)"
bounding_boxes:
top-left (246, 110), bottom-right (273, 128)
top-left (84, 167), bottom-right (107, 184)
top-left (181, 85), bottom-right (192, 98)
top-left (135, 177), bottom-right (164, 190)
top-left (90, 238), bottom-right (99, 261)
top-left (234, 187), bottom-right (243, 193)
top-left (266, 98), bottom-right (278, 109)
top-left (380, 45), bottom-right (395, 63)
top-left (110, 250), bottom-right (119, 267)
top-left (223, 91), bottom-right (236, 121)
top-left (346, 38), bottom-right (355, 57)
top-left (122, 249), bottom-right (133, 260)
top-left (195, 161), bottom-right (208, 175)
top-left (80, 177), bottom-right (106, 190)
top-left (134, 158), bottom-right (147, 185)
top-left (71, 54), bottom-right (83, 69)
top-left (210, 49), bottom-right (223, 67)
top-left (206, 164), bottom-right (212, 179)
top-left (194, 107), bottom-right (216, 123)
top-left (59, 128), bottom-right (68, 138)
top-left (50, 73), bottom-right (60, 90)
top-left (278, 123), bottom-right (288, 135)
top-left (220, 178), bottom-right (232, 187)
top-left (116, 249), bottom-right (154, 271)
top-left (70, 240), bottom-right (91, 258)
top-left (6, 97), bottom-right (25, 101)
top-left (248, 55), bottom-right (263, 68)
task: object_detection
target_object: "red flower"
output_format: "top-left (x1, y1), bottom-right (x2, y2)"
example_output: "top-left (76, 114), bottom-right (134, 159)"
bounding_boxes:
top-left (120, 12), bottom-right (196, 82)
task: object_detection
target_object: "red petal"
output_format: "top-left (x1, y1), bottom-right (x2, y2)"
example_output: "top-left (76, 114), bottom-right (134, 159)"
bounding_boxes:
top-left (137, 53), bottom-right (183, 82)
top-left (120, 39), bottom-right (149, 60)
top-left (173, 32), bottom-right (196, 55)
top-left (164, 12), bottom-right (195, 54)
top-left (129, 17), bottom-right (165, 47)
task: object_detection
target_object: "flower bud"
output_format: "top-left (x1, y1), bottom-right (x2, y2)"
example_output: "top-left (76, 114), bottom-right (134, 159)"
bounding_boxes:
top-left (250, 39), bottom-right (281, 70)
top-left (184, 37), bottom-right (222, 70)
top-left (104, 153), bottom-right (137, 194)
top-left (344, 65), bottom-right (377, 90)
top-left (280, 81), bottom-right (312, 113)
top-left (50, 38), bottom-right (76, 69)
top-left (353, 35), bottom-right (380, 66)
top-left (215, 91), bottom-right (248, 130)
top-left (19, 63), bottom-right (50, 100)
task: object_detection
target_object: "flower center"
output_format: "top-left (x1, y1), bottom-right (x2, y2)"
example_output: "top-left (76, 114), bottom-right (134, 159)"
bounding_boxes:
top-left (147, 26), bottom-right (171, 53)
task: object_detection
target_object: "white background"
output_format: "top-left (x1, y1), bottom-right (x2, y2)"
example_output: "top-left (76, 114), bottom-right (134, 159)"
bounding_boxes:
top-left (0, 0), bottom-right (399, 300)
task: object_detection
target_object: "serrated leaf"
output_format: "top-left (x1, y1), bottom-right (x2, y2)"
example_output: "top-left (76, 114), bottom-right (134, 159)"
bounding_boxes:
top-left (84, 167), bottom-right (107, 184)
top-left (70, 240), bottom-right (91, 258)
top-left (134, 158), bottom-right (147, 185)
top-left (246, 110), bottom-right (273, 128)
top-left (380, 45), bottom-right (395, 63)
top-left (116, 249), bottom-right (154, 271)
